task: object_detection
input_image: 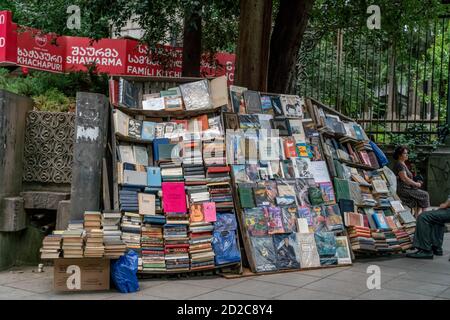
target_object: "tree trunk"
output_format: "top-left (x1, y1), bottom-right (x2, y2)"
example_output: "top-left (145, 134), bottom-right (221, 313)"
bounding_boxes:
top-left (182, 5), bottom-right (202, 77)
top-left (234, 0), bottom-right (273, 91)
top-left (268, 0), bottom-right (315, 94)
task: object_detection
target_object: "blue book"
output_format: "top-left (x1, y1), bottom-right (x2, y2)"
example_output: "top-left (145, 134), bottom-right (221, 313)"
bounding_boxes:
top-left (142, 121), bottom-right (156, 141)
top-left (152, 138), bottom-right (169, 162)
top-left (372, 213), bottom-right (389, 230)
top-left (147, 167), bottom-right (162, 187)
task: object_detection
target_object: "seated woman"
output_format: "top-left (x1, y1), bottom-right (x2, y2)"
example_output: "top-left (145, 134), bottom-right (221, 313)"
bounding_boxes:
top-left (393, 146), bottom-right (430, 216)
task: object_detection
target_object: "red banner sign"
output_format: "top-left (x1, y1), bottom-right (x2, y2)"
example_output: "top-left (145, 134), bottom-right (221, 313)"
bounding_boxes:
top-left (0, 10), bottom-right (235, 84)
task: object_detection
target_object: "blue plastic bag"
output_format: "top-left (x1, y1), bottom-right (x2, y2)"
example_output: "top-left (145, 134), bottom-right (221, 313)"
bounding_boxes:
top-left (111, 250), bottom-right (140, 293)
top-left (212, 231), bottom-right (241, 265)
top-left (369, 140), bottom-right (389, 167)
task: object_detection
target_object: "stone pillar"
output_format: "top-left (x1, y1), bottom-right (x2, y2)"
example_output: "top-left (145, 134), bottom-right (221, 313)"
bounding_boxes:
top-left (70, 92), bottom-right (109, 220)
top-left (0, 90), bottom-right (32, 231)
top-left (0, 90), bottom-right (33, 270)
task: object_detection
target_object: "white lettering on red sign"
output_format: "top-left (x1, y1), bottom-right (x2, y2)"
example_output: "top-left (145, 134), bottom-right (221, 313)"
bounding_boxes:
top-left (0, 14), bottom-right (5, 25)
top-left (0, 38), bottom-right (5, 48)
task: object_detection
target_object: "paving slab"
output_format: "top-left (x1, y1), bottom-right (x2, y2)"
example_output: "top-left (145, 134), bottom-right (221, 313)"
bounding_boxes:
top-left (382, 278), bottom-right (448, 297)
top-left (328, 269), bottom-right (397, 284)
top-left (437, 287), bottom-right (450, 299)
top-left (398, 270), bottom-right (450, 286)
top-left (170, 276), bottom-right (248, 290)
top-left (222, 279), bottom-right (297, 298)
top-left (191, 290), bottom-right (267, 300)
top-left (356, 288), bottom-right (434, 300)
top-left (138, 282), bottom-right (216, 300)
top-left (248, 272), bottom-right (320, 288)
top-left (3, 277), bottom-right (53, 294)
top-left (275, 288), bottom-right (353, 300)
top-left (302, 277), bottom-right (369, 298)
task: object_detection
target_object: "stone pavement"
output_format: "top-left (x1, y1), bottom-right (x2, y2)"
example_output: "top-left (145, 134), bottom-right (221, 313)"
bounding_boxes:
top-left (1, 234), bottom-right (449, 300)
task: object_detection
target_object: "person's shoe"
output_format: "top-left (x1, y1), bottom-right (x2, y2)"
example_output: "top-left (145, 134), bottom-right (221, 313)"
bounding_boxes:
top-left (406, 249), bottom-right (434, 259)
top-left (432, 247), bottom-right (443, 256)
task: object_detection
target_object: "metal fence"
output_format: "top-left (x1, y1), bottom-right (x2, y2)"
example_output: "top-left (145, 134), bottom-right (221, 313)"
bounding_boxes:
top-left (297, 17), bottom-right (450, 145)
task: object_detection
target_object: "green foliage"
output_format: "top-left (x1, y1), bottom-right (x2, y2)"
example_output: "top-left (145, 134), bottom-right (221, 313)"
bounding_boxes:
top-left (387, 123), bottom-right (442, 163)
top-left (0, 68), bottom-right (108, 112)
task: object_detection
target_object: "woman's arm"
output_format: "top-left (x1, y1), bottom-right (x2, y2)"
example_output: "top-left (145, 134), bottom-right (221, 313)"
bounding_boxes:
top-left (398, 171), bottom-right (421, 188)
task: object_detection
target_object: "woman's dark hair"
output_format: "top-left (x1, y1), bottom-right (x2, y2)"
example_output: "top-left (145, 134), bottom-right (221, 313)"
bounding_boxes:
top-left (393, 145), bottom-right (408, 160)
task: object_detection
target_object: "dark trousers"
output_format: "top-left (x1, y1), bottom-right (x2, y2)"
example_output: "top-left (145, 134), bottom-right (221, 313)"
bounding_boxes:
top-left (413, 208), bottom-right (450, 252)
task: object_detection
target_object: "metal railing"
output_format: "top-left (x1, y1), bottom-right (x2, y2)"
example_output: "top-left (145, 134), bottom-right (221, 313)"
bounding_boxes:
top-left (297, 17), bottom-right (450, 145)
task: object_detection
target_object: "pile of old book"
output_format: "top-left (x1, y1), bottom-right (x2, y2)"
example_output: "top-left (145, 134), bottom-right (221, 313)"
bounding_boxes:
top-left (348, 226), bottom-right (376, 251)
top-left (62, 229), bottom-right (84, 258)
top-left (84, 229), bottom-right (105, 257)
top-left (40, 232), bottom-right (63, 259)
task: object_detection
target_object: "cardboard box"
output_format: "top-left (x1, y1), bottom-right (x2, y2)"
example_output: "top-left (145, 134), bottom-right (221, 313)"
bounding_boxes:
top-left (53, 258), bottom-right (110, 292)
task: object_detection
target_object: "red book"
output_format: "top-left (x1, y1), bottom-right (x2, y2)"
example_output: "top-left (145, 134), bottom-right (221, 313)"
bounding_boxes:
top-left (109, 79), bottom-right (119, 106)
top-left (283, 137), bottom-right (298, 158)
top-left (207, 166), bottom-right (230, 173)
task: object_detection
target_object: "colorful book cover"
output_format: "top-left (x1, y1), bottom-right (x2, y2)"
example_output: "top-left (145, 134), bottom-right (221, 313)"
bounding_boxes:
top-left (203, 202), bottom-right (217, 222)
top-left (244, 208), bottom-right (269, 236)
top-left (324, 205), bottom-right (344, 232)
top-left (162, 182), bottom-right (187, 213)
top-left (281, 206), bottom-right (298, 233)
top-left (141, 121), bottom-right (156, 141)
top-left (267, 207), bottom-right (285, 234)
top-left (314, 231), bottom-right (337, 257)
top-left (250, 236), bottom-right (278, 272)
top-left (263, 181), bottom-right (278, 205)
top-left (335, 236), bottom-right (352, 265)
top-left (319, 182), bottom-right (336, 205)
top-left (273, 233), bottom-right (301, 269)
top-left (296, 143), bottom-right (312, 158)
top-left (232, 165), bottom-right (250, 183)
top-left (297, 206), bottom-right (314, 227)
top-left (283, 137), bottom-right (298, 158)
top-left (260, 95), bottom-right (274, 114)
top-left (190, 204), bottom-right (205, 223)
top-left (310, 206), bottom-right (327, 233)
top-left (245, 164), bottom-right (259, 181)
top-left (254, 187), bottom-right (270, 207)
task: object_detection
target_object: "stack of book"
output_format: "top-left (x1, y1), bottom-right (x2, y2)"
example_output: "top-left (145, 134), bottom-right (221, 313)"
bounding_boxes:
top-left (384, 230), bottom-right (402, 251)
top-left (183, 133), bottom-right (203, 166)
top-left (160, 162), bottom-right (184, 182)
top-left (84, 229), bottom-right (105, 257)
top-left (102, 210), bottom-right (122, 242)
top-left (40, 233), bottom-right (62, 259)
top-left (188, 204), bottom-right (216, 270)
top-left (121, 212), bottom-right (142, 255)
top-left (102, 210), bottom-right (126, 258)
top-left (393, 228), bottom-right (413, 251)
top-left (62, 230), bottom-right (84, 258)
top-left (119, 188), bottom-right (140, 212)
top-left (186, 185), bottom-right (210, 203)
top-left (84, 211), bottom-right (102, 232)
top-left (207, 166), bottom-right (234, 211)
top-left (371, 231), bottom-right (391, 252)
top-left (203, 137), bottom-right (226, 166)
top-left (67, 220), bottom-right (84, 230)
top-left (141, 218), bottom-right (166, 272)
top-left (348, 226), bottom-right (376, 251)
top-left (164, 215), bottom-right (190, 271)
top-left (397, 210), bottom-right (416, 242)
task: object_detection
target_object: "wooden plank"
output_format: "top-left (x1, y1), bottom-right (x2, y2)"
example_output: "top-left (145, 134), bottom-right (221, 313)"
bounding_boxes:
top-left (110, 108), bottom-right (120, 211)
top-left (115, 104), bottom-right (222, 119)
top-left (102, 157), bottom-right (111, 210)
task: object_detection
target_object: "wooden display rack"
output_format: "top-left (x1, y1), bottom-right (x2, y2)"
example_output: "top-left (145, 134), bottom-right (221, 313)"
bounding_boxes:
top-left (107, 75), bottom-right (242, 276)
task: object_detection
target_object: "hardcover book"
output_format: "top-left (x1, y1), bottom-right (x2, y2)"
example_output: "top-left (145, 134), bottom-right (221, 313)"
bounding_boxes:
top-left (281, 206), bottom-right (299, 233)
top-left (280, 94), bottom-right (303, 118)
top-left (179, 79), bottom-right (213, 110)
top-left (314, 231), bottom-right (337, 257)
top-left (297, 232), bottom-right (321, 268)
top-left (319, 182), bottom-right (336, 205)
top-left (260, 95), bottom-right (274, 114)
top-left (270, 96), bottom-right (284, 116)
top-left (254, 186), bottom-right (270, 207)
top-left (243, 90), bottom-right (263, 114)
top-left (271, 118), bottom-right (290, 136)
top-left (335, 236), bottom-right (352, 265)
top-left (250, 236), bottom-right (278, 272)
top-left (273, 233), bottom-right (300, 269)
top-left (229, 85), bottom-right (247, 113)
top-left (128, 119), bottom-right (142, 139)
top-left (162, 182), bottom-right (187, 213)
top-left (244, 208), bottom-right (269, 236)
top-left (267, 207), bottom-right (285, 234)
top-left (238, 185), bottom-right (256, 208)
top-left (142, 121), bottom-right (156, 141)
